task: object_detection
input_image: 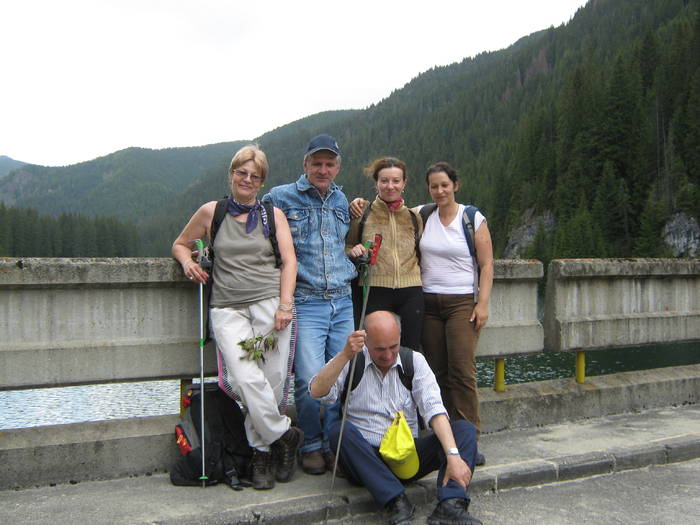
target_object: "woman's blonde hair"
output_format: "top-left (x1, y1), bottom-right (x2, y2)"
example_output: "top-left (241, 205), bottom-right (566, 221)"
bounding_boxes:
top-left (228, 144), bottom-right (269, 182)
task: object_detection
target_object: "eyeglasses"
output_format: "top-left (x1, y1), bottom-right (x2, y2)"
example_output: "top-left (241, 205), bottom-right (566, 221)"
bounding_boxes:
top-left (233, 169), bottom-right (262, 184)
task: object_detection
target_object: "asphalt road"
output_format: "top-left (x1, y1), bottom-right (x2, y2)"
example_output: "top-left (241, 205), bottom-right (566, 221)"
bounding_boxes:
top-left (2, 405), bottom-right (698, 525)
top-left (329, 459), bottom-right (700, 525)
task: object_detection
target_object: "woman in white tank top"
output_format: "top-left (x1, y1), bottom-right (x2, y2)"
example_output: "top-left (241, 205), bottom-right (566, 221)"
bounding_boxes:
top-left (418, 162), bottom-right (494, 454)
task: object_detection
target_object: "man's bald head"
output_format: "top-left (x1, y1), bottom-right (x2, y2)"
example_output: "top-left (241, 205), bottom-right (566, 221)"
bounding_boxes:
top-left (364, 311), bottom-right (401, 375)
top-left (364, 310), bottom-right (400, 334)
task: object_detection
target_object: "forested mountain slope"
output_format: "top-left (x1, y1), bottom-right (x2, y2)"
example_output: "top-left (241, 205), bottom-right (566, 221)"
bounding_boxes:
top-left (0, 143), bottom-right (245, 222)
top-left (0, 156), bottom-right (26, 178)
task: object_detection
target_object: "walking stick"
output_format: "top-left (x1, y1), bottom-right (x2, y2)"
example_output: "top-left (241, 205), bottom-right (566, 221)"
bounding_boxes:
top-left (325, 234), bottom-right (382, 522)
top-left (195, 239), bottom-right (209, 488)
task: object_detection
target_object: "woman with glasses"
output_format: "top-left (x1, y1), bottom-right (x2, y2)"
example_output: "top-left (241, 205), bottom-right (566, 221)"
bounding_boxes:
top-left (172, 144), bottom-right (302, 491)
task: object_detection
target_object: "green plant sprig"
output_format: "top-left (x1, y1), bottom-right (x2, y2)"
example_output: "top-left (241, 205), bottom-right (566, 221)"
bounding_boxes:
top-left (238, 330), bottom-right (278, 363)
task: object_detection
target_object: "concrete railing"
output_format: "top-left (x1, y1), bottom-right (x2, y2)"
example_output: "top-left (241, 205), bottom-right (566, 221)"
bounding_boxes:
top-left (0, 258), bottom-right (217, 390)
top-left (543, 258), bottom-right (700, 352)
top-left (0, 258), bottom-right (543, 390)
top-left (2, 256), bottom-right (698, 391)
top-left (477, 259), bottom-right (543, 357)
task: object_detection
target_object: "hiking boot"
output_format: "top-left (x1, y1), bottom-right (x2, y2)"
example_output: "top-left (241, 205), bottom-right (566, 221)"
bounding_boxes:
top-left (251, 449), bottom-right (275, 490)
top-left (271, 426), bottom-right (303, 483)
top-left (383, 493), bottom-right (415, 525)
top-left (300, 449), bottom-right (326, 475)
top-left (323, 449), bottom-right (345, 478)
top-left (427, 498), bottom-right (482, 525)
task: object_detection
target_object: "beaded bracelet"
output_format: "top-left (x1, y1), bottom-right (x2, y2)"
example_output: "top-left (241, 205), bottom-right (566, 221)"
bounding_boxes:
top-left (278, 303), bottom-right (294, 312)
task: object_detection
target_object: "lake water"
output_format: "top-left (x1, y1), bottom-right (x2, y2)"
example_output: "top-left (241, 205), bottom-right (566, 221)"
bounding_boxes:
top-left (0, 342), bottom-right (697, 430)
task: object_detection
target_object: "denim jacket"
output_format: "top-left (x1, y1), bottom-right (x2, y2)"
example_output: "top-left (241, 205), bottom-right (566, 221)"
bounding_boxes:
top-left (262, 174), bottom-right (357, 298)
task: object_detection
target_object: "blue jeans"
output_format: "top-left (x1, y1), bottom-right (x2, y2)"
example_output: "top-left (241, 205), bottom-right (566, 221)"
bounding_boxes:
top-left (294, 293), bottom-right (354, 453)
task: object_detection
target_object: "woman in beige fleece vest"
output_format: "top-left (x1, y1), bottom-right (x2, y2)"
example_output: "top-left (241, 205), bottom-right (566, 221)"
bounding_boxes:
top-left (346, 157), bottom-right (424, 350)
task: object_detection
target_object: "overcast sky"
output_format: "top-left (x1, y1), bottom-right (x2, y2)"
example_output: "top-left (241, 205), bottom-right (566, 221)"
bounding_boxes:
top-left (1, 1), bottom-right (588, 167)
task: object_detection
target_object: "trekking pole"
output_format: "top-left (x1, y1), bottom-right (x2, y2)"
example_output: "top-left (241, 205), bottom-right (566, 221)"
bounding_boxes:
top-left (195, 239), bottom-right (209, 488)
top-left (325, 234), bottom-right (382, 523)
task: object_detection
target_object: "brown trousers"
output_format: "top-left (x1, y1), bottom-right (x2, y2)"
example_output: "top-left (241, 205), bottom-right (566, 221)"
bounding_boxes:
top-left (421, 293), bottom-right (481, 432)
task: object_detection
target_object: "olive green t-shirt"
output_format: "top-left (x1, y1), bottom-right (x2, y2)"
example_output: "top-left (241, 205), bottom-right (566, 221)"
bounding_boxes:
top-left (210, 214), bottom-right (279, 307)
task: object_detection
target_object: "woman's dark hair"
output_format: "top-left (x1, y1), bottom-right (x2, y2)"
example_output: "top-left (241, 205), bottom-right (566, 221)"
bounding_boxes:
top-left (425, 161), bottom-right (458, 185)
top-left (364, 157), bottom-right (407, 182)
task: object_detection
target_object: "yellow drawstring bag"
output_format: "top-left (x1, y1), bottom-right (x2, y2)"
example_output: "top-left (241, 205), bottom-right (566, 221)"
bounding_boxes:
top-left (379, 411), bottom-right (419, 479)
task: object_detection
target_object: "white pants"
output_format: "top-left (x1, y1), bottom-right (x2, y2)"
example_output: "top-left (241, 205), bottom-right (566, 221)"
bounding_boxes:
top-left (210, 297), bottom-right (292, 451)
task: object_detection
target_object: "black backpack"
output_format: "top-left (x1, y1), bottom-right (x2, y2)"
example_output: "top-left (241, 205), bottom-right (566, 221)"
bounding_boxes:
top-left (170, 383), bottom-right (253, 489)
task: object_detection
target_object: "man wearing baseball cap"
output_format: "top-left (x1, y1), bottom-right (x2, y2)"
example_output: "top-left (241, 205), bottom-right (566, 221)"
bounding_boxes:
top-left (262, 134), bottom-right (357, 475)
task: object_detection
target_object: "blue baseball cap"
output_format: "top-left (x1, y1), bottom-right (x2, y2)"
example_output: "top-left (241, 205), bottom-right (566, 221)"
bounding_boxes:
top-left (305, 134), bottom-right (340, 157)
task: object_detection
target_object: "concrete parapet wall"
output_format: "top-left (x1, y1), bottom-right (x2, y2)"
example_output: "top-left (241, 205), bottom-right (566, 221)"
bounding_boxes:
top-left (0, 257), bottom-right (543, 389)
top-left (0, 258), bottom-right (217, 390)
top-left (478, 259), bottom-right (543, 357)
top-left (544, 258), bottom-right (700, 352)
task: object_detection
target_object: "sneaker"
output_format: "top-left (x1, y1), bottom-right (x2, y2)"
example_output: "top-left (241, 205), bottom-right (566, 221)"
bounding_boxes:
top-left (427, 498), bottom-right (482, 525)
top-left (383, 493), bottom-right (415, 525)
top-left (271, 426), bottom-right (303, 483)
top-left (251, 449), bottom-right (275, 490)
top-left (300, 449), bottom-right (326, 475)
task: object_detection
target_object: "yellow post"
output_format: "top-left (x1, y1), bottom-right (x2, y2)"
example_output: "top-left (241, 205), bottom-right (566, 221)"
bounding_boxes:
top-left (575, 350), bottom-right (586, 384)
top-left (494, 358), bottom-right (506, 392)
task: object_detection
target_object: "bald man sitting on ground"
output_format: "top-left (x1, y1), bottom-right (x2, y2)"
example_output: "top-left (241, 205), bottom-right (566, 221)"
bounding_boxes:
top-left (310, 310), bottom-right (481, 525)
